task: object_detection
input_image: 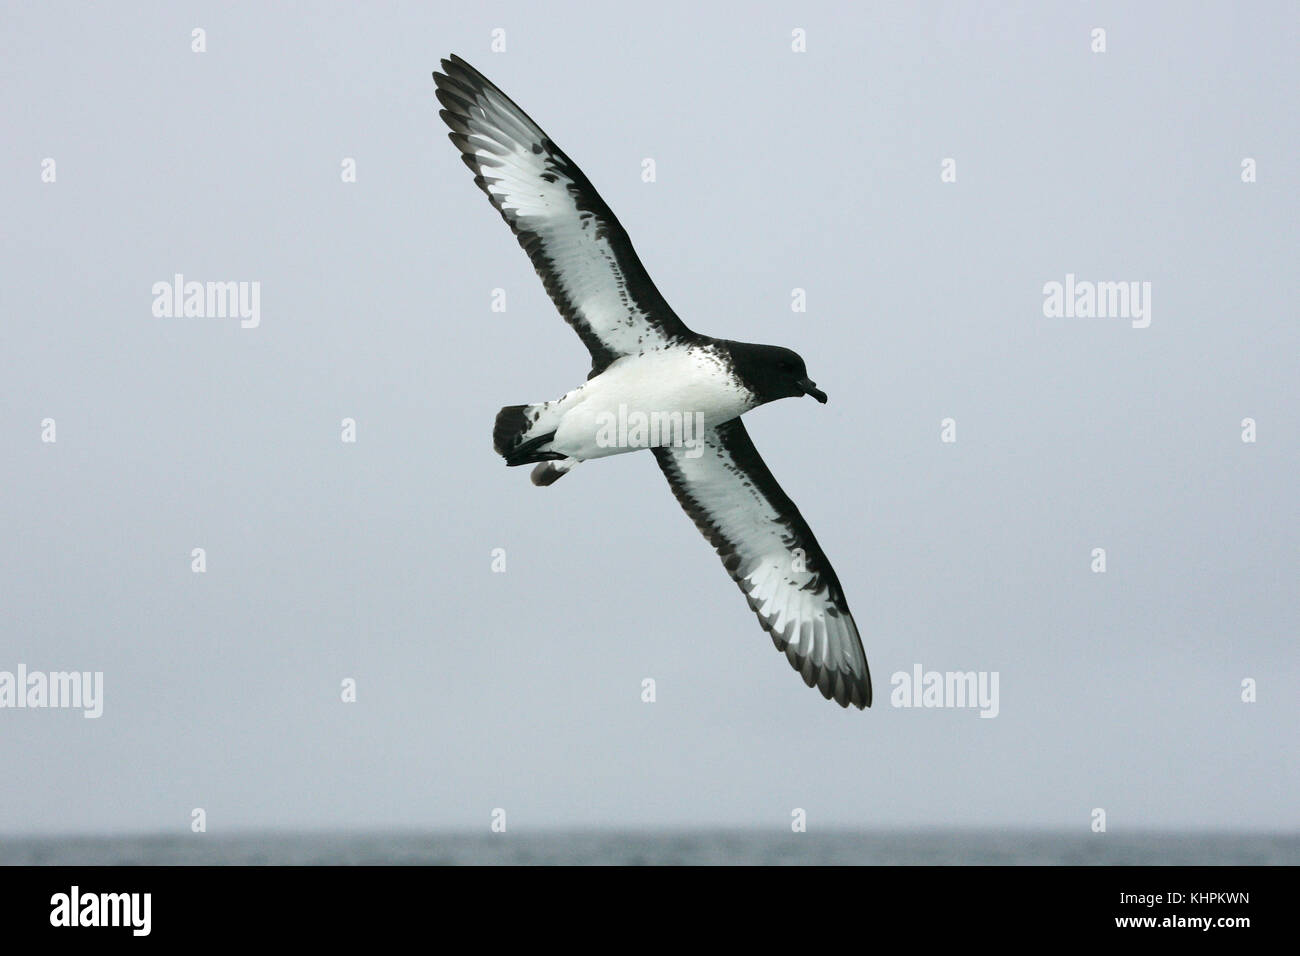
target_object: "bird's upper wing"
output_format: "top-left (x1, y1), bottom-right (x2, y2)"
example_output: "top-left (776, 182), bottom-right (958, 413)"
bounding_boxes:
top-left (652, 418), bottom-right (871, 708)
top-left (434, 55), bottom-right (693, 375)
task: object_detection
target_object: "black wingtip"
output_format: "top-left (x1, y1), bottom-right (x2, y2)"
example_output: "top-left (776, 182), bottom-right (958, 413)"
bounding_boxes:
top-left (433, 54), bottom-right (469, 89)
top-left (839, 678), bottom-right (871, 710)
top-left (438, 54), bottom-right (484, 87)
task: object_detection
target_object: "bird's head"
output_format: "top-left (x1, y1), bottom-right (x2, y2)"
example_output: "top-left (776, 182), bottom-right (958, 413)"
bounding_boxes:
top-left (726, 342), bottom-right (828, 406)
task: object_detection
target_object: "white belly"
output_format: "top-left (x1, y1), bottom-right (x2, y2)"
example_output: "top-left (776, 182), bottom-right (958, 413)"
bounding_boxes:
top-left (550, 347), bottom-right (754, 460)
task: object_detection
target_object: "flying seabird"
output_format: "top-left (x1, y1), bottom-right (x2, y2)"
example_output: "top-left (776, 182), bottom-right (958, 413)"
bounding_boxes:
top-left (433, 55), bottom-right (871, 708)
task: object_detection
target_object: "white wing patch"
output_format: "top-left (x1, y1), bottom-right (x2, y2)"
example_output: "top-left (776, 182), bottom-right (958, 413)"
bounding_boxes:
top-left (435, 56), bottom-right (692, 373)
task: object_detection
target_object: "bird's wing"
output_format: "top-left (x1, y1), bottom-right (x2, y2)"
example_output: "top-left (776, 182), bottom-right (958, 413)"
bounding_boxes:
top-left (434, 55), bottom-right (693, 376)
top-left (652, 418), bottom-right (871, 708)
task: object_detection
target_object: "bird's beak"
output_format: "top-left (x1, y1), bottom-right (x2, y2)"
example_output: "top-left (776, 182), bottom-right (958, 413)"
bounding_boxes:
top-left (797, 378), bottom-right (828, 404)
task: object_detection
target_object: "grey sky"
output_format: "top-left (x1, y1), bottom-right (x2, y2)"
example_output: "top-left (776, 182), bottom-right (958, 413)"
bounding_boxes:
top-left (1, 1), bottom-right (1296, 834)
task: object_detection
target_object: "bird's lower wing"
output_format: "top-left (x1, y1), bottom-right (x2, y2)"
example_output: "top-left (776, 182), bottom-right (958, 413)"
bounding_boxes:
top-left (652, 418), bottom-right (871, 708)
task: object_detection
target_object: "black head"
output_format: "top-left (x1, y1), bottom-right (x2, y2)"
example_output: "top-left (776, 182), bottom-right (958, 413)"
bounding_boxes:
top-left (724, 342), bottom-right (828, 405)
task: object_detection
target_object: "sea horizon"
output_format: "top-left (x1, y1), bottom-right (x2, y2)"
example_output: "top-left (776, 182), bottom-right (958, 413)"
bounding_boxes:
top-left (4, 827), bottom-right (1296, 866)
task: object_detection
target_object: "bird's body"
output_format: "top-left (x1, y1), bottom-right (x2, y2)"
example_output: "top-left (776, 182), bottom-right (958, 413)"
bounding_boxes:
top-left (505, 341), bottom-right (756, 465)
top-left (434, 55), bottom-right (873, 708)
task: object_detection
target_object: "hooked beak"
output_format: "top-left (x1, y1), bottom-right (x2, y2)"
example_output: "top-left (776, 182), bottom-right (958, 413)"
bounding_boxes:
top-left (797, 377), bottom-right (828, 404)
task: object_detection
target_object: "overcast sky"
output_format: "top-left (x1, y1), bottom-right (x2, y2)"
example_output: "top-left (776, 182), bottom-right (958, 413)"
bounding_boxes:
top-left (1, 1), bottom-right (1296, 835)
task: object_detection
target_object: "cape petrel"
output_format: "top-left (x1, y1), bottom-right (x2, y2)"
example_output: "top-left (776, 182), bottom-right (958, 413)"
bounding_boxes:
top-left (434, 55), bottom-right (871, 708)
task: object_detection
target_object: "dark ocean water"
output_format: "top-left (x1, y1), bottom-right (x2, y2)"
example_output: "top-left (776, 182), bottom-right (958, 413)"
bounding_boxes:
top-left (2, 830), bottom-right (1296, 865)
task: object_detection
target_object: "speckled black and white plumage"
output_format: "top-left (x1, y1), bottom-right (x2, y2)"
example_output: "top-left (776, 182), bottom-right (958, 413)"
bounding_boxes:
top-left (434, 55), bottom-right (871, 709)
top-left (654, 420), bottom-right (871, 708)
top-left (434, 55), bottom-right (692, 376)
